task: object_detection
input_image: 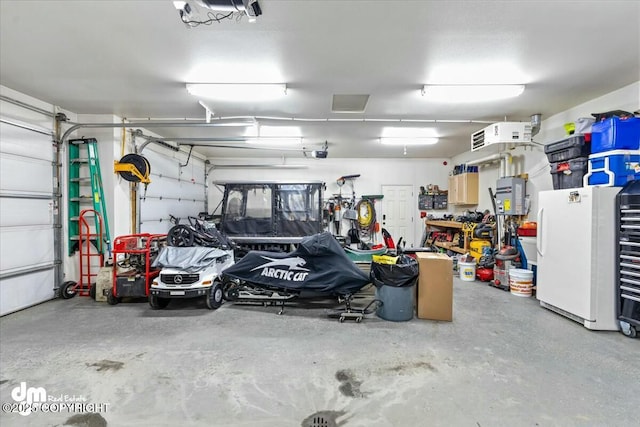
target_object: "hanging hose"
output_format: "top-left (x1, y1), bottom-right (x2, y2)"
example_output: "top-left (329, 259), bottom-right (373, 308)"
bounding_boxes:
top-left (356, 198), bottom-right (376, 232)
top-left (120, 121), bottom-right (126, 158)
top-left (114, 153), bottom-right (151, 184)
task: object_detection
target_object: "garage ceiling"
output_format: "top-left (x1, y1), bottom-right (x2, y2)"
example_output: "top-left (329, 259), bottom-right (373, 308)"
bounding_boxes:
top-left (1, 0), bottom-right (638, 159)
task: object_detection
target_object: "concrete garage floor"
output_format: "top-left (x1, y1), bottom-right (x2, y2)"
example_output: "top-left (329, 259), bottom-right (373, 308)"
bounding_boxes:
top-left (1, 277), bottom-right (638, 427)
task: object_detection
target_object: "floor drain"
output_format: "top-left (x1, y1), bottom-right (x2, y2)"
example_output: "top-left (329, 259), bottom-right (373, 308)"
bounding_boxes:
top-left (304, 415), bottom-right (331, 427)
top-left (301, 410), bottom-right (344, 427)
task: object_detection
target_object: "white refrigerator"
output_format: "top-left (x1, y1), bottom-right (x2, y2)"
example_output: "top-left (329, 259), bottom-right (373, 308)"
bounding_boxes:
top-left (536, 187), bottom-right (620, 330)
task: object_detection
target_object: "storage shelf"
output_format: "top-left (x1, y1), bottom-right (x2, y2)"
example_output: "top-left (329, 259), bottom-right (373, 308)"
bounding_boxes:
top-left (425, 220), bottom-right (464, 229)
top-left (425, 220), bottom-right (469, 253)
top-left (434, 241), bottom-right (467, 254)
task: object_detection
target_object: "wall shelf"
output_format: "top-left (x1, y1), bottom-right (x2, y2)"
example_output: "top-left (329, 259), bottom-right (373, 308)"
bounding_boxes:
top-left (433, 241), bottom-right (467, 254)
top-left (425, 220), bottom-right (464, 229)
top-left (425, 220), bottom-right (468, 253)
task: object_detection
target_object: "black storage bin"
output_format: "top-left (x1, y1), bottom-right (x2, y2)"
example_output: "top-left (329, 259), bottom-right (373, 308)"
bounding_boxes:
top-left (549, 157), bottom-right (588, 190)
top-left (115, 277), bottom-right (146, 297)
top-left (545, 135), bottom-right (591, 163)
top-left (370, 255), bottom-right (419, 322)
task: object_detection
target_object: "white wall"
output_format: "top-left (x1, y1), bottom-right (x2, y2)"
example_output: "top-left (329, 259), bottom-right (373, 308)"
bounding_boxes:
top-left (207, 157), bottom-right (452, 247)
top-left (452, 81), bottom-right (640, 219)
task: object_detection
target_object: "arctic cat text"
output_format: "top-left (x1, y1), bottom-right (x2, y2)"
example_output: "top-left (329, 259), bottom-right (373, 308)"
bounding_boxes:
top-left (260, 268), bottom-right (309, 281)
top-left (251, 256), bottom-right (309, 272)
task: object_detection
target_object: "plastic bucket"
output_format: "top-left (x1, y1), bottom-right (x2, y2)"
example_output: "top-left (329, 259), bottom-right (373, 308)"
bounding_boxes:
top-left (509, 268), bottom-right (534, 297)
top-left (459, 261), bottom-right (476, 282)
top-left (375, 284), bottom-right (415, 322)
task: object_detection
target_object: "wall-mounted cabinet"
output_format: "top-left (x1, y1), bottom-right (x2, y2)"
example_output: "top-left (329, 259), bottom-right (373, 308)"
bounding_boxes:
top-left (447, 173), bottom-right (479, 205)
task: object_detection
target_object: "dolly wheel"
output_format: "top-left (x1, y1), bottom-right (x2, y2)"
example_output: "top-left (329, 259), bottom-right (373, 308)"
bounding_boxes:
top-left (106, 289), bottom-right (118, 306)
top-left (622, 325), bottom-right (637, 338)
top-left (206, 284), bottom-right (223, 310)
top-left (89, 283), bottom-right (96, 300)
top-left (149, 294), bottom-right (170, 310)
top-left (60, 281), bottom-right (77, 299)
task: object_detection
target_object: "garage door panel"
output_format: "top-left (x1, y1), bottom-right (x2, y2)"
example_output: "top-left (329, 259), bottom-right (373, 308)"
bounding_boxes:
top-left (0, 198), bottom-right (52, 227)
top-left (145, 180), bottom-right (204, 200)
top-left (0, 226), bottom-right (54, 271)
top-left (139, 222), bottom-right (170, 235)
top-left (0, 122), bottom-right (52, 161)
top-left (0, 269), bottom-right (54, 315)
top-left (140, 197), bottom-right (203, 220)
top-left (1, 104), bottom-right (56, 317)
top-left (145, 151), bottom-right (180, 179)
top-left (139, 149), bottom-right (205, 234)
top-left (0, 153), bottom-right (52, 194)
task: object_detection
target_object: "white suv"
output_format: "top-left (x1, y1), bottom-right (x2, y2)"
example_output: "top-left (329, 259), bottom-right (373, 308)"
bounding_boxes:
top-left (150, 247), bottom-right (235, 309)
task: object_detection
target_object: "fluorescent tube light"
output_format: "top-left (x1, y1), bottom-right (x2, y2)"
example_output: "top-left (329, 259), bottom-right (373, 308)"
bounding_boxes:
top-left (380, 137), bottom-right (438, 146)
top-left (186, 83), bottom-right (287, 101)
top-left (245, 137), bottom-right (302, 146)
top-left (421, 84), bottom-right (525, 102)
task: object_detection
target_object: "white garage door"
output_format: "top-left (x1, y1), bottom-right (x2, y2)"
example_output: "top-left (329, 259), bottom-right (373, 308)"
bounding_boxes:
top-left (139, 148), bottom-right (206, 234)
top-left (0, 119), bottom-right (56, 315)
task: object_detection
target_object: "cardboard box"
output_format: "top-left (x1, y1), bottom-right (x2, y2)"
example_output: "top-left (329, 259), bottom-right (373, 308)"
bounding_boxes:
top-left (415, 252), bottom-right (453, 321)
top-left (95, 266), bottom-right (113, 302)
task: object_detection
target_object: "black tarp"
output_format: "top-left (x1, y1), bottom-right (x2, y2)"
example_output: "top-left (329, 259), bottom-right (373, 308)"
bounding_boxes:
top-left (370, 255), bottom-right (419, 288)
top-left (222, 231), bottom-right (370, 295)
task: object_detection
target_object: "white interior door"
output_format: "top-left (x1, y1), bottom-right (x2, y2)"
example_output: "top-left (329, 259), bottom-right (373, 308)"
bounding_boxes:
top-left (381, 185), bottom-right (414, 247)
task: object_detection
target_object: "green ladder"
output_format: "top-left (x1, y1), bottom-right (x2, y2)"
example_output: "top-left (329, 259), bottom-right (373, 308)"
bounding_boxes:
top-left (68, 138), bottom-right (111, 257)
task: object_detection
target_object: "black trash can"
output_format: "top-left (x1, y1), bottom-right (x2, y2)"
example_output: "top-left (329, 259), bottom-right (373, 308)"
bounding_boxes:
top-left (370, 255), bottom-right (419, 322)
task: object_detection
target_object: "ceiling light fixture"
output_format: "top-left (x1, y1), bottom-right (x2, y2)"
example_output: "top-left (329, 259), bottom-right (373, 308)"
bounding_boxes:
top-left (186, 83), bottom-right (287, 101)
top-left (421, 84), bottom-right (525, 102)
top-left (380, 137), bottom-right (439, 146)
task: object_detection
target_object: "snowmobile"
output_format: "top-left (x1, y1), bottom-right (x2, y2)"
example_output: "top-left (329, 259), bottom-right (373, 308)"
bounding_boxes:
top-left (221, 231), bottom-right (381, 322)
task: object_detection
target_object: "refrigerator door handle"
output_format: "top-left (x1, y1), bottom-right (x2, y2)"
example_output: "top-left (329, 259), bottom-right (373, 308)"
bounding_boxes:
top-left (537, 207), bottom-right (544, 257)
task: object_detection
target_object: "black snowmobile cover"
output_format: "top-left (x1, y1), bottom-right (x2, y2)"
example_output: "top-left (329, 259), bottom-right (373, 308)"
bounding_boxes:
top-left (222, 232), bottom-right (370, 295)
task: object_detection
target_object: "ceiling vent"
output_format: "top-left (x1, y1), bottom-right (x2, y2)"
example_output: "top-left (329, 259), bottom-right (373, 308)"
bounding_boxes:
top-left (331, 95), bottom-right (370, 113)
top-left (471, 122), bottom-right (532, 151)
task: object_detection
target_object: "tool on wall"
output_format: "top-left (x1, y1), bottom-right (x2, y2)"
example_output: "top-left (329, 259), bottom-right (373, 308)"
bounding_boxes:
top-left (114, 153), bottom-right (151, 186)
top-left (337, 174), bottom-right (362, 245)
top-left (356, 195), bottom-right (383, 247)
top-left (68, 138), bottom-right (111, 257)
